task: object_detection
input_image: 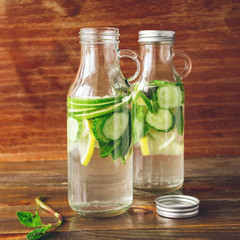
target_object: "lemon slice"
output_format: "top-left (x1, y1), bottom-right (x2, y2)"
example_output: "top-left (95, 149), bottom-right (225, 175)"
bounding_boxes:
top-left (140, 129), bottom-right (176, 156)
top-left (78, 120), bottom-right (96, 166)
top-left (161, 142), bottom-right (184, 155)
top-left (140, 136), bottom-right (150, 156)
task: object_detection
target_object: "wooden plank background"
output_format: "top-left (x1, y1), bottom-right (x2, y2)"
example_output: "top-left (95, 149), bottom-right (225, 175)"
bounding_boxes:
top-left (0, 0), bottom-right (239, 161)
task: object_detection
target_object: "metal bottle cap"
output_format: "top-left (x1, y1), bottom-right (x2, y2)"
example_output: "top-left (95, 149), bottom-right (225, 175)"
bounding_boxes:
top-left (155, 195), bottom-right (200, 219)
top-left (138, 30), bottom-right (175, 43)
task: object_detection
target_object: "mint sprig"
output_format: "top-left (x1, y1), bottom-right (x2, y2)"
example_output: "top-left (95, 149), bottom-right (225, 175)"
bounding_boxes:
top-left (17, 195), bottom-right (62, 240)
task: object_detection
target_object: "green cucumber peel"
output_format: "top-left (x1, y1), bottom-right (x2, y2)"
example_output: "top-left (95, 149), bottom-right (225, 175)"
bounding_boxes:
top-left (68, 107), bottom-right (99, 115)
top-left (110, 113), bottom-right (132, 163)
top-left (67, 99), bottom-right (121, 110)
top-left (148, 80), bottom-right (175, 87)
top-left (146, 109), bottom-right (175, 132)
top-left (92, 117), bottom-right (111, 143)
top-left (72, 95), bottom-right (132, 120)
top-left (67, 95), bottom-right (123, 105)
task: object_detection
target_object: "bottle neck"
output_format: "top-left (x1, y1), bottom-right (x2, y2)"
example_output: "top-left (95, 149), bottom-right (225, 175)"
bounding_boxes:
top-left (140, 43), bottom-right (175, 81)
top-left (80, 43), bottom-right (118, 71)
top-left (72, 42), bottom-right (121, 97)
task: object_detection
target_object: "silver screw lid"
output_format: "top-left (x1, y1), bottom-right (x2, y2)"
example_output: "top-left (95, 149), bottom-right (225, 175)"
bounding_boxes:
top-left (155, 195), bottom-right (200, 219)
top-left (138, 30), bottom-right (175, 43)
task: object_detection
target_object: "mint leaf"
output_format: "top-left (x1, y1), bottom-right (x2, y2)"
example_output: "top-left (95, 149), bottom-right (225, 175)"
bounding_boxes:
top-left (17, 211), bottom-right (42, 228)
top-left (27, 226), bottom-right (51, 240)
top-left (111, 114), bottom-right (132, 161)
top-left (121, 157), bottom-right (126, 165)
top-left (135, 104), bottom-right (145, 121)
top-left (99, 140), bottom-right (116, 158)
top-left (144, 124), bottom-right (150, 136)
top-left (133, 104), bottom-right (145, 144)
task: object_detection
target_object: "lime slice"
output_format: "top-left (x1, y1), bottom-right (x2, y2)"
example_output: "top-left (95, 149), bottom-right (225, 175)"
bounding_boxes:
top-left (140, 129), bottom-right (176, 156)
top-left (148, 129), bottom-right (176, 155)
top-left (78, 120), bottom-right (96, 166)
top-left (139, 136), bottom-right (150, 156)
top-left (67, 117), bottom-right (81, 142)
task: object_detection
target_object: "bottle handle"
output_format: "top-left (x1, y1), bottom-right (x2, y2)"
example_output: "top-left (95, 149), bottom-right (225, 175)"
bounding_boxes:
top-left (173, 50), bottom-right (192, 79)
top-left (118, 49), bottom-right (143, 85)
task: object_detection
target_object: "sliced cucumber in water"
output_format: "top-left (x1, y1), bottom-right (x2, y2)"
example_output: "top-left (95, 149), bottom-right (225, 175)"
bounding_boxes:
top-left (68, 95), bottom-right (123, 105)
top-left (111, 125), bottom-right (131, 162)
top-left (146, 109), bottom-right (175, 132)
top-left (157, 85), bottom-right (182, 109)
top-left (72, 95), bottom-right (132, 120)
top-left (92, 117), bottom-right (111, 143)
top-left (67, 100), bottom-right (119, 110)
top-left (67, 117), bottom-right (82, 142)
top-left (102, 111), bottom-right (129, 141)
top-left (148, 80), bottom-right (173, 87)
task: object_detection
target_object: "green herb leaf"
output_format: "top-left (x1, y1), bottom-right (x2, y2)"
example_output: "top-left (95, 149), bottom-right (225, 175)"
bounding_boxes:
top-left (27, 226), bottom-right (51, 240)
top-left (99, 140), bottom-right (115, 158)
top-left (111, 113), bottom-right (132, 161)
top-left (121, 157), bottom-right (126, 165)
top-left (135, 104), bottom-right (145, 121)
top-left (16, 211), bottom-right (42, 228)
top-left (133, 104), bottom-right (145, 144)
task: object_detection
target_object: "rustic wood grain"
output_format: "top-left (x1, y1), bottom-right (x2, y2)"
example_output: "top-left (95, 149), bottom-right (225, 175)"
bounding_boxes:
top-left (0, 0), bottom-right (240, 161)
top-left (0, 156), bottom-right (240, 239)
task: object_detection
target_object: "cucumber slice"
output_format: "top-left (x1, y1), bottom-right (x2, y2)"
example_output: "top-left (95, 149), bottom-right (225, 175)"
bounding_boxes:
top-left (72, 95), bottom-right (132, 120)
top-left (102, 111), bottom-right (129, 141)
top-left (175, 106), bottom-right (184, 136)
top-left (148, 80), bottom-right (173, 87)
top-left (111, 113), bottom-right (132, 162)
top-left (92, 117), bottom-right (111, 143)
top-left (68, 107), bottom-right (99, 114)
top-left (146, 109), bottom-right (175, 132)
top-left (67, 101), bottom-right (116, 110)
top-left (157, 85), bottom-right (182, 109)
top-left (67, 117), bottom-right (82, 142)
top-left (68, 96), bottom-right (123, 105)
top-left (67, 99), bottom-right (121, 109)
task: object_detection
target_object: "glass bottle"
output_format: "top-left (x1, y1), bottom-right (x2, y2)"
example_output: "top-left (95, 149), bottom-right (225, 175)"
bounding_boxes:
top-left (67, 27), bottom-right (142, 217)
top-left (133, 30), bottom-right (192, 191)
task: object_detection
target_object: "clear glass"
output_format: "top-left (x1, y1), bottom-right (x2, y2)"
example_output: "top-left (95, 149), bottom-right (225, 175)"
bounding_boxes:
top-left (67, 28), bottom-right (141, 217)
top-left (133, 40), bottom-right (192, 192)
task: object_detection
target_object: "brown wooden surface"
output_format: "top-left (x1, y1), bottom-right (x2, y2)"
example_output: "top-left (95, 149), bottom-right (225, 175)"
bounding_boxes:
top-left (0, 0), bottom-right (240, 161)
top-left (0, 156), bottom-right (239, 239)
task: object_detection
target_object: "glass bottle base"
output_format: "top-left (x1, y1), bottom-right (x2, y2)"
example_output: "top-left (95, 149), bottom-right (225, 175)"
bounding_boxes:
top-left (70, 201), bottom-right (131, 218)
top-left (133, 180), bottom-right (183, 193)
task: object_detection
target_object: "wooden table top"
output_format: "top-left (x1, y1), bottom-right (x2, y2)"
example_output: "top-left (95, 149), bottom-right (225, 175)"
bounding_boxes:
top-left (0, 156), bottom-right (240, 240)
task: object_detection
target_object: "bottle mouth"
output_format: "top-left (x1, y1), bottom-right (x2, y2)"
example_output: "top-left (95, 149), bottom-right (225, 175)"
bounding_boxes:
top-left (79, 27), bottom-right (119, 43)
top-left (138, 30), bottom-right (175, 43)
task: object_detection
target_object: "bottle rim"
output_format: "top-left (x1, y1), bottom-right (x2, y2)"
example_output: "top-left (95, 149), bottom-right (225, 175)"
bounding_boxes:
top-left (138, 30), bottom-right (175, 43)
top-left (79, 27), bottom-right (119, 43)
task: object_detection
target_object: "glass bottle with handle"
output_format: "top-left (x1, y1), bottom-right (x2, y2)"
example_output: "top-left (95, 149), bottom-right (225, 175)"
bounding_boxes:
top-left (132, 30), bottom-right (192, 192)
top-left (67, 27), bottom-right (142, 217)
